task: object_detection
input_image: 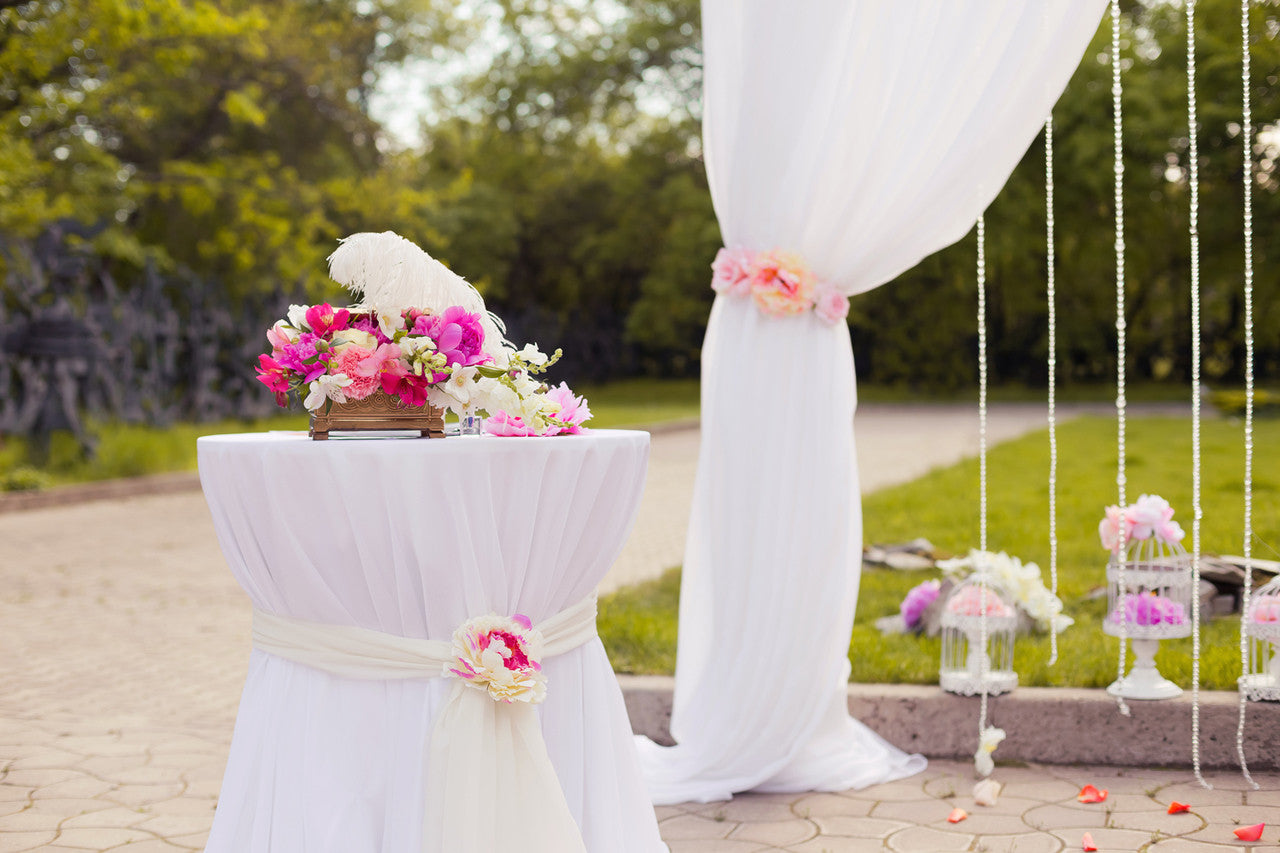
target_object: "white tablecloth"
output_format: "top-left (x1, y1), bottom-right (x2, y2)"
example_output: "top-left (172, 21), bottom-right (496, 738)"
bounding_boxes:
top-left (197, 430), bottom-right (665, 853)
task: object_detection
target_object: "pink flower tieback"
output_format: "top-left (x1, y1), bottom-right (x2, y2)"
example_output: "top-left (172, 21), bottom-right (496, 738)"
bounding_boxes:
top-left (711, 247), bottom-right (849, 324)
top-left (445, 613), bottom-right (547, 703)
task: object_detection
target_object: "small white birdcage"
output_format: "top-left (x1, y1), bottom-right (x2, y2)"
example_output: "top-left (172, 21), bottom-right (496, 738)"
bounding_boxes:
top-left (939, 573), bottom-right (1018, 696)
top-left (1102, 510), bottom-right (1194, 700)
top-left (1240, 578), bottom-right (1280, 702)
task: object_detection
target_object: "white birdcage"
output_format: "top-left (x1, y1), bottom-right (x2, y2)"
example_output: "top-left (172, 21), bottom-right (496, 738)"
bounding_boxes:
top-left (1240, 578), bottom-right (1280, 702)
top-left (939, 574), bottom-right (1018, 696)
top-left (1103, 530), bottom-right (1194, 701)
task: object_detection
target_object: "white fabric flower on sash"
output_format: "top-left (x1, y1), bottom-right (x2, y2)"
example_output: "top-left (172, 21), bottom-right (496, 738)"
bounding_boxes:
top-left (445, 613), bottom-right (547, 703)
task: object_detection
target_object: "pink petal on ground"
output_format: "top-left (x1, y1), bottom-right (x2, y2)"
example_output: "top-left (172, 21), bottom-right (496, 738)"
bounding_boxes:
top-left (1234, 823), bottom-right (1265, 842)
top-left (1167, 801), bottom-right (1190, 814)
top-left (1081, 831), bottom-right (1097, 851)
top-left (1077, 784), bottom-right (1108, 804)
top-left (947, 808), bottom-right (967, 824)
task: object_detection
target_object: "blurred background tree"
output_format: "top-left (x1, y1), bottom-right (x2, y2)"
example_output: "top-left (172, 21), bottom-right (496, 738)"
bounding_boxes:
top-left (1, 0), bottom-right (1278, 414)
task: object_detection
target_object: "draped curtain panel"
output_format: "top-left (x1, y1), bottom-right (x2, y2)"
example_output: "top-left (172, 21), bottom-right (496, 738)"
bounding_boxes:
top-left (636, 0), bottom-right (1109, 805)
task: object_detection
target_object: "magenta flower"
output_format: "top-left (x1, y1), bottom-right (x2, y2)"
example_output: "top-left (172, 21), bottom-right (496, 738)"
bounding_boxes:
top-left (276, 334), bottom-right (330, 383)
top-left (255, 355), bottom-right (291, 407)
top-left (380, 365), bottom-right (429, 407)
top-left (1109, 592), bottom-right (1187, 627)
top-left (304, 303), bottom-right (350, 337)
top-left (542, 382), bottom-right (592, 434)
top-left (900, 579), bottom-right (942, 629)
top-left (423, 306), bottom-right (487, 368)
top-left (484, 410), bottom-right (535, 436)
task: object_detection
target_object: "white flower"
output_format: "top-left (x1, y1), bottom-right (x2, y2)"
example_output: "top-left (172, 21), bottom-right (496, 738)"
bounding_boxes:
top-left (377, 310), bottom-right (404, 339)
top-left (329, 328), bottom-right (377, 354)
top-left (303, 373), bottom-right (352, 411)
top-left (974, 726), bottom-right (1005, 778)
top-left (286, 304), bottom-right (310, 330)
top-left (517, 343), bottom-right (549, 367)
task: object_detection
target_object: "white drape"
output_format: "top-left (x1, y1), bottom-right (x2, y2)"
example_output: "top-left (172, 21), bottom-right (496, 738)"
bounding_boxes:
top-left (637, 1), bottom-right (1108, 804)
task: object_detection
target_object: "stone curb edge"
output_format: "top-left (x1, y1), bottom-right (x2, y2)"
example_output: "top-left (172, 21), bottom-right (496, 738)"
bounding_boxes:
top-left (619, 676), bottom-right (1280, 770)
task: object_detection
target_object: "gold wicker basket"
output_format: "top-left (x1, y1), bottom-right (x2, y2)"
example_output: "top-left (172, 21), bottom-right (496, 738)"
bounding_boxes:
top-left (309, 391), bottom-right (445, 440)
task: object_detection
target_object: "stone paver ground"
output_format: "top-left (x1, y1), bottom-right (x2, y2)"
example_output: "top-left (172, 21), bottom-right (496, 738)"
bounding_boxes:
top-left (4, 403), bottom-right (1268, 852)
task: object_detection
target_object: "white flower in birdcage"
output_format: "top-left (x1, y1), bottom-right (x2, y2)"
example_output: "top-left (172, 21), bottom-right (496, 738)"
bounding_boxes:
top-left (1240, 578), bottom-right (1280, 702)
top-left (1099, 495), bottom-right (1194, 701)
top-left (939, 572), bottom-right (1018, 697)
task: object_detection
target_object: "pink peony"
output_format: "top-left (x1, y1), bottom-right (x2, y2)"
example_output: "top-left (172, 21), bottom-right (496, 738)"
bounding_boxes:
top-left (542, 382), bottom-right (592, 435)
top-left (1099, 505), bottom-right (1136, 553)
top-left (445, 613), bottom-right (546, 704)
top-left (946, 585), bottom-right (1012, 618)
top-left (304, 303), bottom-right (350, 337)
top-left (900, 579), bottom-right (941, 629)
top-left (276, 334), bottom-right (329, 383)
top-left (749, 250), bottom-right (815, 316)
top-left (484, 410), bottom-right (535, 437)
top-left (423, 306), bottom-right (487, 368)
top-left (1110, 592), bottom-right (1186, 627)
top-left (813, 284), bottom-right (850, 325)
top-left (1252, 596), bottom-right (1280, 623)
top-left (711, 247), bottom-right (754, 297)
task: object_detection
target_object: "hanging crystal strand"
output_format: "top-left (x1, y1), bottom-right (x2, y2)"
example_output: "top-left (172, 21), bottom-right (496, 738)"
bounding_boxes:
top-left (1185, 0), bottom-right (1210, 790)
top-left (1045, 115), bottom-right (1060, 666)
top-left (1111, 0), bottom-right (1131, 718)
top-left (977, 214), bottom-right (992, 739)
top-left (1236, 0), bottom-right (1259, 791)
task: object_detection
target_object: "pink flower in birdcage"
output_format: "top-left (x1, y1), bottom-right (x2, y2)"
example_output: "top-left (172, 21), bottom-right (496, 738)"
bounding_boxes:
top-left (1252, 596), bottom-right (1280, 623)
top-left (1110, 591), bottom-right (1187, 628)
top-left (946, 585), bottom-right (1012, 618)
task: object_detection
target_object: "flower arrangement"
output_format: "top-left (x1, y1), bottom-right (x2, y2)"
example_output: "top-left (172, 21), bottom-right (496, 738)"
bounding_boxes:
top-left (1109, 591), bottom-right (1187, 628)
top-left (1099, 494), bottom-right (1186, 554)
top-left (255, 303), bottom-right (591, 436)
top-left (937, 550), bottom-right (1074, 633)
top-left (444, 613), bottom-right (547, 704)
top-left (711, 247), bottom-right (849, 324)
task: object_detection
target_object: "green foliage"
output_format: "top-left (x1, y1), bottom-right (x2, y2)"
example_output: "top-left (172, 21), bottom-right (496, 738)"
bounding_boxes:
top-left (0, 0), bottom-right (452, 298)
top-left (598, 414), bottom-right (1280, 687)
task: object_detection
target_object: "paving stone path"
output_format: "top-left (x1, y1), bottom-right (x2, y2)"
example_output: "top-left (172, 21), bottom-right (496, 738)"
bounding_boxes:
top-left (4, 403), bottom-right (1273, 852)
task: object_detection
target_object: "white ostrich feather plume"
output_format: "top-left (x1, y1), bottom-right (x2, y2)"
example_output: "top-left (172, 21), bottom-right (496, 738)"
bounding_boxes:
top-left (327, 231), bottom-right (511, 360)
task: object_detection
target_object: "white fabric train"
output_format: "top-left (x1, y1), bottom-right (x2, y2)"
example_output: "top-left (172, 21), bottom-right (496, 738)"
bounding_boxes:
top-left (252, 596), bottom-right (599, 853)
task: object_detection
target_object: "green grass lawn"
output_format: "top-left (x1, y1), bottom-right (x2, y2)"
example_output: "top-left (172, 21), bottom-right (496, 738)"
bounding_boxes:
top-left (0, 378), bottom-right (702, 490)
top-left (599, 414), bottom-right (1279, 689)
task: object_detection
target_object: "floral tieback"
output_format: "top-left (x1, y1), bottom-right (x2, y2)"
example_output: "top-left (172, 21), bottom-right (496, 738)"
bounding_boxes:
top-left (711, 247), bottom-right (850, 324)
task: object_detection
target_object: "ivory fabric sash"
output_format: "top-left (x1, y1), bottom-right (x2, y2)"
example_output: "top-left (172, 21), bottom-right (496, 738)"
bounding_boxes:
top-left (252, 598), bottom-right (598, 853)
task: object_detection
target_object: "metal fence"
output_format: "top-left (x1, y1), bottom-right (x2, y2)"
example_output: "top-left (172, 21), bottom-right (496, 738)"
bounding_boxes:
top-left (0, 223), bottom-right (306, 453)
